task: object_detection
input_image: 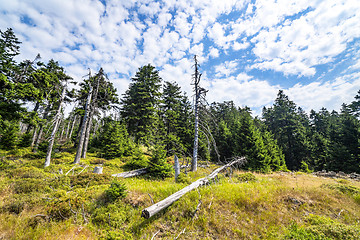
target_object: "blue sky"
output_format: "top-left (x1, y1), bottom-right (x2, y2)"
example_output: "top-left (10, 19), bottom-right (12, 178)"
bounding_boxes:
top-left (1, 0), bottom-right (360, 115)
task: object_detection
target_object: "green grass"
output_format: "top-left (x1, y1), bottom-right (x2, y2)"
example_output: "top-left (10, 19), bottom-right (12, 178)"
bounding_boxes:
top-left (0, 149), bottom-right (359, 239)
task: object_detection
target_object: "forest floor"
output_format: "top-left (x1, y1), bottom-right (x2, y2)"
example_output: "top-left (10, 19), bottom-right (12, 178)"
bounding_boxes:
top-left (0, 148), bottom-right (360, 239)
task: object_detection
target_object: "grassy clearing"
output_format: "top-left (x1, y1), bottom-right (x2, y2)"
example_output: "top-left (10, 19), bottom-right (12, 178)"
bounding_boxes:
top-left (0, 149), bottom-right (359, 239)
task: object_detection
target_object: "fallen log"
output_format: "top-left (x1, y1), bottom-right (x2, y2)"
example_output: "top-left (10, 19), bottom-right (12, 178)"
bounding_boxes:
top-left (141, 157), bottom-right (246, 219)
top-left (112, 168), bottom-right (148, 178)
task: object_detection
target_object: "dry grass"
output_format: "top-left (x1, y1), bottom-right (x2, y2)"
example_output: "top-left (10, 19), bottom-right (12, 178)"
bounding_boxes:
top-left (0, 149), bottom-right (359, 239)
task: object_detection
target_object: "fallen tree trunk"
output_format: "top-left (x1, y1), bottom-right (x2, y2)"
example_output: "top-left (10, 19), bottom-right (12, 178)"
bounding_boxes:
top-left (141, 157), bottom-right (246, 219)
top-left (112, 168), bottom-right (148, 178)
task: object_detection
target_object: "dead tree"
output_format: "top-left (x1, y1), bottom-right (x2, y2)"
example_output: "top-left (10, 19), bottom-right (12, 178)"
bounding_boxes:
top-left (112, 168), bottom-right (149, 178)
top-left (81, 69), bottom-right (103, 159)
top-left (191, 55), bottom-right (208, 172)
top-left (141, 157), bottom-right (247, 219)
top-left (44, 85), bottom-right (66, 167)
top-left (74, 71), bottom-right (93, 164)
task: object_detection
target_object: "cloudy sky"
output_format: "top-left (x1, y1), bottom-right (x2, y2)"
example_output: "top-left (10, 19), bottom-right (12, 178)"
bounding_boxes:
top-left (1, 0), bottom-right (360, 115)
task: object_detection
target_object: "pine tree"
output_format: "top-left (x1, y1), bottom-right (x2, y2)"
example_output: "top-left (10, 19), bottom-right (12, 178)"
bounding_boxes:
top-left (262, 90), bottom-right (310, 170)
top-left (121, 64), bottom-right (162, 144)
top-left (148, 144), bottom-right (172, 179)
top-left (97, 119), bottom-right (135, 159)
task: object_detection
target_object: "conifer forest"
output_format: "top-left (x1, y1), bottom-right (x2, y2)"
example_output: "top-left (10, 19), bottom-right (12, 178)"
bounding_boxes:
top-left (1, 28), bottom-right (360, 239)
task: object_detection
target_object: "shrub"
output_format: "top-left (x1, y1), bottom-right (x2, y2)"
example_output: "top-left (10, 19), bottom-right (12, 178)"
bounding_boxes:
top-left (69, 173), bottom-right (112, 188)
top-left (105, 181), bottom-right (127, 202)
top-left (13, 178), bottom-right (48, 194)
top-left (237, 172), bottom-right (257, 182)
top-left (2, 199), bottom-right (25, 214)
top-left (176, 172), bottom-right (192, 184)
top-left (284, 215), bottom-right (360, 239)
top-left (18, 133), bottom-right (32, 148)
top-left (123, 148), bottom-right (149, 170)
top-left (148, 145), bottom-right (172, 179)
top-left (300, 161), bottom-right (312, 173)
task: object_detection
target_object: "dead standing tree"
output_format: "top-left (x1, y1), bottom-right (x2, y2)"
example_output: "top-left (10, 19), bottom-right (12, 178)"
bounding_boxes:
top-left (191, 55), bottom-right (209, 172)
top-left (73, 70), bottom-right (93, 164)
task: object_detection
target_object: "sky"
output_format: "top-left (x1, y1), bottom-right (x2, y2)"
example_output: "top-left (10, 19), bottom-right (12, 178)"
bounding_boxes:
top-left (1, 0), bottom-right (360, 116)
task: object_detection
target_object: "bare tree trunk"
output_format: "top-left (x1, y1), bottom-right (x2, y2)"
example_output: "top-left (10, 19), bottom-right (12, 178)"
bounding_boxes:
top-left (59, 118), bottom-right (65, 140)
top-left (82, 71), bottom-right (101, 159)
top-left (192, 55), bottom-right (200, 172)
top-left (74, 85), bottom-right (93, 164)
top-left (64, 115), bottom-right (71, 140)
top-left (45, 86), bottom-right (66, 167)
top-left (68, 114), bottom-right (77, 141)
top-left (174, 154), bottom-right (180, 181)
top-left (141, 157), bottom-right (247, 219)
top-left (33, 104), bottom-right (51, 152)
top-left (31, 126), bottom-right (38, 148)
top-left (81, 110), bottom-right (93, 158)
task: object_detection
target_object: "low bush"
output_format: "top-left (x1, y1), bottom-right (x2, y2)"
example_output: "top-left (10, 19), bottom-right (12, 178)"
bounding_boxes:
top-left (69, 173), bottom-right (112, 188)
top-left (237, 172), bottom-right (257, 182)
top-left (176, 172), bottom-right (192, 184)
top-left (13, 178), bottom-right (48, 194)
top-left (284, 215), bottom-right (360, 239)
top-left (105, 181), bottom-right (127, 202)
top-left (123, 149), bottom-right (149, 170)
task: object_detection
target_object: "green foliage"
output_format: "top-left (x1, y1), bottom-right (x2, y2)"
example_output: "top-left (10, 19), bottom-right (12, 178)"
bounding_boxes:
top-left (121, 64), bottom-right (162, 144)
top-left (210, 101), bottom-right (286, 172)
top-left (262, 90), bottom-right (311, 170)
top-left (69, 173), bottom-right (112, 188)
top-left (105, 181), bottom-right (127, 202)
top-left (18, 132), bottom-right (32, 148)
top-left (237, 172), bottom-right (257, 182)
top-left (148, 144), bottom-right (173, 179)
top-left (300, 161), bottom-right (312, 173)
top-left (0, 120), bottom-right (19, 150)
top-left (176, 172), bottom-right (192, 184)
top-left (322, 183), bottom-right (360, 196)
top-left (284, 215), bottom-right (360, 239)
top-left (96, 118), bottom-right (135, 159)
top-left (123, 148), bottom-right (149, 170)
top-left (13, 178), bottom-right (48, 194)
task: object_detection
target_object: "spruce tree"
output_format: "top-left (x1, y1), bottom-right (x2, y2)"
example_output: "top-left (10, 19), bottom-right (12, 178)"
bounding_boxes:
top-left (121, 64), bottom-right (162, 144)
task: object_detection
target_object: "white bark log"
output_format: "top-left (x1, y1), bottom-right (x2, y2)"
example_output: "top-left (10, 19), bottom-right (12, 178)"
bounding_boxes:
top-left (112, 168), bottom-right (149, 178)
top-left (141, 157), bottom-right (246, 219)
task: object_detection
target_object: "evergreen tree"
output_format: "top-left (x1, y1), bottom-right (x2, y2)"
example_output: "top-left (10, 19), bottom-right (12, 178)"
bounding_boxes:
top-left (161, 81), bottom-right (192, 155)
top-left (97, 118), bottom-right (135, 159)
top-left (121, 64), bottom-right (162, 144)
top-left (148, 144), bottom-right (172, 179)
top-left (262, 90), bottom-right (310, 170)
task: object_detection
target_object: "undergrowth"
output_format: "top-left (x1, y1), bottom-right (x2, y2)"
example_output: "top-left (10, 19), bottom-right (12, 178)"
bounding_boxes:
top-left (0, 149), bottom-right (359, 239)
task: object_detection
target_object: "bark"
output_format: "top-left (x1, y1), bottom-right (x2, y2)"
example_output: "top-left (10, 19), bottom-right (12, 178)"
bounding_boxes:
top-left (81, 109), bottom-right (93, 158)
top-left (44, 86), bottom-right (66, 167)
top-left (64, 115), bottom-right (71, 140)
top-left (33, 104), bottom-right (51, 152)
top-left (174, 154), bottom-right (180, 181)
top-left (82, 72), bottom-right (101, 159)
top-left (30, 126), bottom-right (38, 148)
top-left (141, 157), bottom-right (247, 219)
top-left (68, 115), bottom-right (77, 142)
top-left (112, 168), bottom-right (149, 178)
top-left (93, 166), bottom-right (103, 174)
top-left (191, 55), bottom-right (200, 172)
top-left (73, 84), bottom-right (93, 164)
top-left (59, 118), bottom-right (65, 140)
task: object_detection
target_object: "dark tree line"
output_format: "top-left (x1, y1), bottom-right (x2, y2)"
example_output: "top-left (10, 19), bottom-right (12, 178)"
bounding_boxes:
top-left (1, 28), bottom-right (359, 174)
